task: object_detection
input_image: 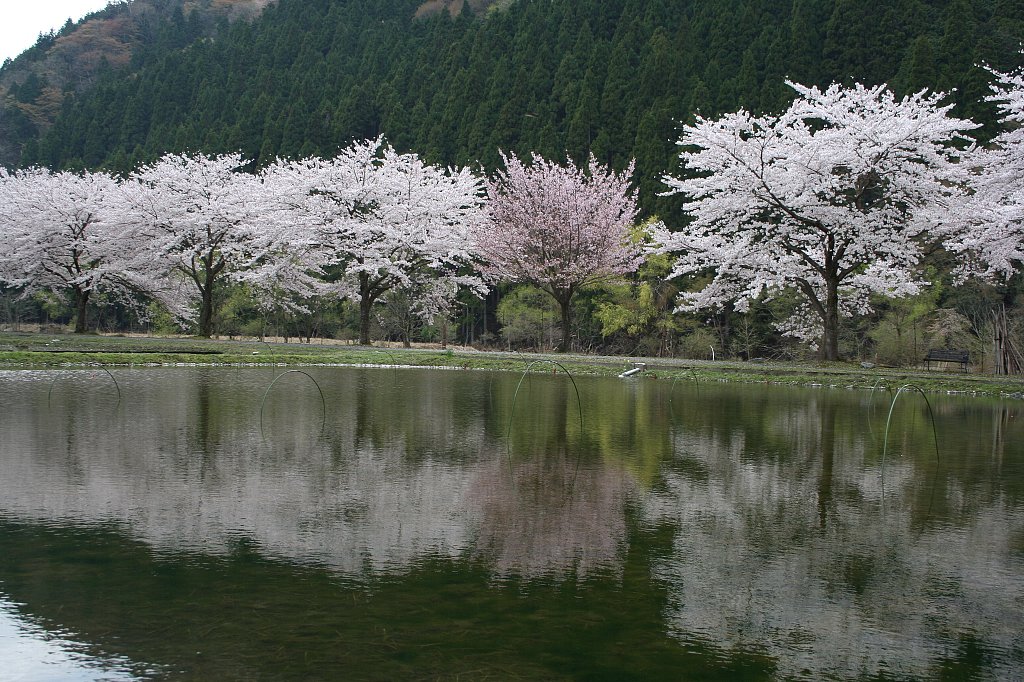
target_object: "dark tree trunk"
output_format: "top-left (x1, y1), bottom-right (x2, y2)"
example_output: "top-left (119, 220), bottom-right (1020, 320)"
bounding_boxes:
top-left (797, 275), bottom-right (841, 361)
top-left (553, 288), bottom-right (574, 353)
top-left (716, 302), bottom-right (733, 357)
top-left (822, 270), bottom-right (840, 362)
top-left (73, 288), bottom-right (90, 334)
top-left (198, 288), bottom-right (215, 338)
top-left (401, 316), bottom-right (412, 348)
top-left (359, 272), bottom-right (373, 345)
top-left (558, 302), bottom-right (571, 353)
top-left (196, 253), bottom-right (225, 338)
top-left (822, 312), bottom-right (840, 360)
top-left (803, 236), bottom-right (843, 362)
top-left (359, 298), bottom-right (373, 345)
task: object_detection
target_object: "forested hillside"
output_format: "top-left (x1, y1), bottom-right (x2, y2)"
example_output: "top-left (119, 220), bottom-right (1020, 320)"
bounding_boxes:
top-left (10, 0), bottom-right (1024, 216)
top-left (0, 0), bottom-right (271, 166)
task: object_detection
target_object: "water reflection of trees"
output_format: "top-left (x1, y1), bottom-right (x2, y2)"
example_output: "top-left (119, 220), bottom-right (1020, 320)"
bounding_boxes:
top-left (469, 447), bottom-right (633, 580)
top-left (491, 373), bottom-right (674, 489)
top-left (0, 368), bottom-right (640, 583)
top-left (643, 387), bottom-right (1024, 679)
top-left (2, 369), bottom-right (1021, 678)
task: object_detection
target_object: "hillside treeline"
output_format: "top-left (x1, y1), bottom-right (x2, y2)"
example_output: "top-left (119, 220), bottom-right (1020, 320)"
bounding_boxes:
top-left (15, 0), bottom-right (1024, 215)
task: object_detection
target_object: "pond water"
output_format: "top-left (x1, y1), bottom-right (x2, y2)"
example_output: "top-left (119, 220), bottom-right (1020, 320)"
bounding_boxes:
top-left (0, 366), bottom-right (1021, 680)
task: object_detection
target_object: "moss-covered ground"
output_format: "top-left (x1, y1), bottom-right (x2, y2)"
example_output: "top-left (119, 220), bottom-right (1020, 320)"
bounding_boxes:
top-left (1, 331), bottom-right (1021, 398)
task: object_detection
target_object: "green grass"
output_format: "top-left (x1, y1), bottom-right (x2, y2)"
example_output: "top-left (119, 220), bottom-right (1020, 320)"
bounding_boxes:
top-left (1, 331), bottom-right (1022, 398)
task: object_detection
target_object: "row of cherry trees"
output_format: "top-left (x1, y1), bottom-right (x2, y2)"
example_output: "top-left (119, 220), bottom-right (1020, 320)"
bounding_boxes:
top-left (1, 67), bottom-right (1021, 358)
top-left (0, 138), bottom-right (639, 347)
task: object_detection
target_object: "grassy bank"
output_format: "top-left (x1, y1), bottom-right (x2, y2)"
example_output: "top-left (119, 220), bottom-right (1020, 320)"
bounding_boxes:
top-left (1, 331), bottom-right (1021, 398)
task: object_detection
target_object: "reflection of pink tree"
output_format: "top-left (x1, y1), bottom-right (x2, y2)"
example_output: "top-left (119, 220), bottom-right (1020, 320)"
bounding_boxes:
top-left (479, 153), bottom-right (642, 352)
top-left (470, 450), bottom-right (634, 580)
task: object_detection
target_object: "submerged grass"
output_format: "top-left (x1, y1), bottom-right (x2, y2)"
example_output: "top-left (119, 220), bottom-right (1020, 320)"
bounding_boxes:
top-left (1, 331), bottom-right (1022, 398)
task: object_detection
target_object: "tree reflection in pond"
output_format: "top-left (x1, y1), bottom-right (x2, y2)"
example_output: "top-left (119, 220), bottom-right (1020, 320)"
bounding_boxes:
top-left (644, 389), bottom-right (1023, 679)
top-left (0, 368), bottom-right (1020, 679)
top-left (470, 447), bottom-right (634, 581)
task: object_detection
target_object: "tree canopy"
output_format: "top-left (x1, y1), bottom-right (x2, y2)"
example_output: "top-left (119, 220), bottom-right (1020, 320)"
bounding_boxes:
top-left (655, 82), bottom-right (979, 360)
top-left (264, 137), bottom-right (486, 344)
top-left (480, 152), bottom-right (641, 351)
top-left (948, 61), bottom-right (1024, 281)
top-left (0, 167), bottom-right (149, 332)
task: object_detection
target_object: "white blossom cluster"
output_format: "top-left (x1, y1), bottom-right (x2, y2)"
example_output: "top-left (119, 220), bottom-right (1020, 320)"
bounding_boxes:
top-left (1, 71), bottom-right (1021, 352)
top-left (0, 138), bottom-right (646, 341)
top-left (653, 74), bottom-right (1023, 356)
top-left (947, 63), bottom-right (1024, 279)
top-left (0, 138), bottom-right (491, 336)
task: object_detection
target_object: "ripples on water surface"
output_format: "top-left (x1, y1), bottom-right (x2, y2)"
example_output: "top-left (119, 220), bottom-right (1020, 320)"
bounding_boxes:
top-left (0, 367), bottom-right (1021, 680)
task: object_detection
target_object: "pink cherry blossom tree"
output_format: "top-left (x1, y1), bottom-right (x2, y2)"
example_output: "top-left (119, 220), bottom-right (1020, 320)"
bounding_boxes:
top-left (0, 168), bottom-right (150, 333)
top-left (655, 82), bottom-right (978, 361)
top-left (479, 152), bottom-right (642, 352)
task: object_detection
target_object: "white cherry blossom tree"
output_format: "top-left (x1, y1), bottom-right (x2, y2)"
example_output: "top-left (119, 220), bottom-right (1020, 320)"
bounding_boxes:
top-left (0, 168), bottom-right (150, 333)
top-left (655, 82), bottom-right (978, 360)
top-left (478, 152), bottom-right (642, 352)
top-left (127, 153), bottom-right (305, 337)
top-left (948, 62), bottom-right (1024, 279)
top-left (265, 138), bottom-right (487, 345)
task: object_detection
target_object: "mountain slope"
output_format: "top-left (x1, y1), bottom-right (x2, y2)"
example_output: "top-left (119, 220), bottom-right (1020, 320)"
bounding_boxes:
top-left (7, 0), bottom-right (1024, 218)
top-left (0, 0), bottom-right (272, 165)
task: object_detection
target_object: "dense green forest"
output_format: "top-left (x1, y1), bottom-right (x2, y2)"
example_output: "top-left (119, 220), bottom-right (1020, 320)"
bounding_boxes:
top-left (13, 0), bottom-right (1024, 214)
top-left (2, 0), bottom-right (1023, 364)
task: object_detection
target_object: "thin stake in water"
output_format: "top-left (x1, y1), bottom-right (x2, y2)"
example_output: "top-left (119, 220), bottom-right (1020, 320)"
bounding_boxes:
top-left (259, 369), bottom-right (327, 437)
top-left (505, 360), bottom-right (584, 499)
top-left (47, 368), bottom-right (122, 409)
top-left (668, 368), bottom-right (701, 403)
top-left (880, 383), bottom-right (942, 514)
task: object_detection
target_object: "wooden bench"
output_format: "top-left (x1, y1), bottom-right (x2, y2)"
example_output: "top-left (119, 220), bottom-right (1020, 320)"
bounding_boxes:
top-left (924, 348), bottom-right (969, 372)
